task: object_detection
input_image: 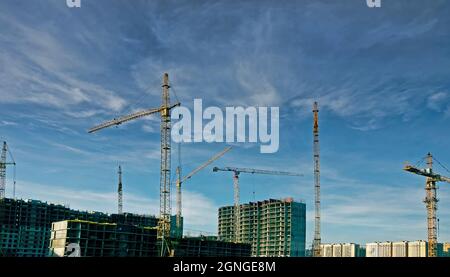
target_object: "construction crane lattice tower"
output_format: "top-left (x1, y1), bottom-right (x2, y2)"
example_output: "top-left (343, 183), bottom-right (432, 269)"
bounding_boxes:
top-left (404, 152), bottom-right (450, 257)
top-left (0, 142), bottom-right (6, 199)
top-left (118, 165), bottom-right (123, 215)
top-left (0, 141), bottom-right (16, 199)
top-left (233, 172), bottom-right (240, 242)
top-left (159, 73), bottom-right (172, 242)
top-left (425, 154), bottom-right (437, 257)
top-left (312, 102), bottom-right (321, 257)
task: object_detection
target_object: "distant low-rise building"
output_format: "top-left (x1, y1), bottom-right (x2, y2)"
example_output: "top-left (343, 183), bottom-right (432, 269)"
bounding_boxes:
top-left (366, 242), bottom-right (380, 257)
top-left (392, 241), bottom-right (408, 257)
top-left (407, 240), bottom-right (427, 257)
top-left (321, 244), bottom-right (333, 257)
top-left (378, 241), bottom-right (392, 257)
top-left (368, 241), bottom-right (411, 257)
top-left (443, 242), bottom-right (450, 257)
top-left (342, 243), bottom-right (361, 257)
top-left (332, 244), bottom-right (342, 257)
top-left (320, 243), bottom-right (362, 257)
top-left (365, 240), bottom-right (445, 257)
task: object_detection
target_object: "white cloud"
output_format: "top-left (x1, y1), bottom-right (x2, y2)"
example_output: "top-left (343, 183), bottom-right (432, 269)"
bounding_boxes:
top-left (0, 14), bottom-right (127, 114)
top-left (358, 19), bottom-right (438, 50)
top-left (144, 149), bottom-right (161, 160)
top-left (51, 142), bottom-right (90, 156)
top-left (13, 180), bottom-right (122, 213)
top-left (142, 124), bottom-right (157, 133)
top-left (181, 190), bottom-right (218, 233)
top-left (64, 110), bottom-right (103, 119)
top-left (0, 120), bottom-right (17, 126)
top-left (349, 118), bottom-right (379, 131)
top-left (427, 92), bottom-right (447, 112)
top-left (235, 61), bottom-right (282, 106)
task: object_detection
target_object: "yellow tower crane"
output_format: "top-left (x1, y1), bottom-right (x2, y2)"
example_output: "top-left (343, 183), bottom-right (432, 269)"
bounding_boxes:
top-left (88, 73), bottom-right (180, 256)
top-left (312, 101), bottom-right (321, 257)
top-left (174, 146), bottom-right (232, 238)
top-left (403, 153), bottom-right (450, 257)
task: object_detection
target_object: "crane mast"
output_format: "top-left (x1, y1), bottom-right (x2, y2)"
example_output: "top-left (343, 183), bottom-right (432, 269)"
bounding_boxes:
top-left (176, 165), bottom-right (182, 238)
top-left (213, 166), bottom-right (302, 243)
top-left (118, 165), bottom-right (123, 215)
top-left (233, 171), bottom-right (240, 243)
top-left (424, 154), bottom-right (437, 257)
top-left (159, 73), bottom-right (172, 250)
top-left (404, 152), bottom-right (450, 257)
top-left (0, 141), bottom-right (16, 200)
top-left (312, 101), bottom-right (321, 257)
top-left (0, 142), bottom-right (6, 199)
top-left (175, 142), bottom-right (182, 239)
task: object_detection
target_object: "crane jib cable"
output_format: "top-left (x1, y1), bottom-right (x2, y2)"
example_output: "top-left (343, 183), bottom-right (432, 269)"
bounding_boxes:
top-left (433, 156), bottom-right (450, 174)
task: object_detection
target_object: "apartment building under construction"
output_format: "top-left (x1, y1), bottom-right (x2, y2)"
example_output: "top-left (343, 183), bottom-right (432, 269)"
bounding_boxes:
top-left (0, 198), bottom-right (158, 256)
top-left (49, 220), bottom-right (250, 257)
top-left (172, 236), bottom-right (251, 257)
top-left (49, 220), bottom-right (158, 257)
top-left (218, 198), bottom-right (306, 257)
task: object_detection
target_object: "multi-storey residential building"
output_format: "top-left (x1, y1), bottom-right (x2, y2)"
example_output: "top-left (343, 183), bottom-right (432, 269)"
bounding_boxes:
top-left (218, 198), bottom-right (306, 257)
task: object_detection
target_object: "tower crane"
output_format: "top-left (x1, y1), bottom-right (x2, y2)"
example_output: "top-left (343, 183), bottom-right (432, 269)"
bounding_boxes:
top-left (0, 141), bottom-right (16, 200)
top-left (312, 101), bottom-right (321, 257)
top-left (403, 153), bottom-right (450, 257)
top-left (175, 146), bottom-right (232, 238)
top-left (212, 166), bottom-right (302, 243)
top-left (118, 165), bottom-right (123, 215)
top-left (88, 73), bottom-right (180, 256)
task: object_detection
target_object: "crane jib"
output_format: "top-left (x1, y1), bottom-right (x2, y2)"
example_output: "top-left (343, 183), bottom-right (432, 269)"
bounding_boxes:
top-left (213, 166), bottom-right (302, 176)
top-left (87, 103), bottom-right (179, 134)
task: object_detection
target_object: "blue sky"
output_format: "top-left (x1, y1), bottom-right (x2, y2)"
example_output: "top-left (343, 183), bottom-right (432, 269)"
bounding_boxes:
top-left (1, 0), bottom-right (450, 245)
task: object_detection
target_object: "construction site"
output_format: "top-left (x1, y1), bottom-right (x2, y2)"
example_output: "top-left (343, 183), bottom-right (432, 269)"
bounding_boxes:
top-left (0, 72), bottom-right (449, 257)
top-left (1, 3), bottom-right (450, 277)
